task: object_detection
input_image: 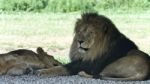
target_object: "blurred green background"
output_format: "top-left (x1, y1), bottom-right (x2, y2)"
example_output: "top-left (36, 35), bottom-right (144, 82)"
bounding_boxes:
top-left (0, 0), bottom-right (150, 13)
top-left (0, 0), bottom-right (150, 63)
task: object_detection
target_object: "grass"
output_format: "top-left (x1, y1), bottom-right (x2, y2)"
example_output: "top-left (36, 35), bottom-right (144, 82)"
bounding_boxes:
top-left (0, 11), bottom-right (150, 63)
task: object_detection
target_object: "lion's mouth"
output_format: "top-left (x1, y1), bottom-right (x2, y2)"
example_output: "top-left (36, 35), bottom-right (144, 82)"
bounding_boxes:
top-left (79, 47), bottom-right (89, 51)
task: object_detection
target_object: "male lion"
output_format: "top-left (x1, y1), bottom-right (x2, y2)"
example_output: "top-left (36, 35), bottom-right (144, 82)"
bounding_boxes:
top-left (0, 47), bottom-right (61, 75)
top-left (36, 13), bottom-right (150, 81)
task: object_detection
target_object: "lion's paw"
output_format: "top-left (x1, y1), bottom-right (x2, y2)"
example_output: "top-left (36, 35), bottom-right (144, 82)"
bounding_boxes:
top-left (78, 71), bottom-right (93, 78)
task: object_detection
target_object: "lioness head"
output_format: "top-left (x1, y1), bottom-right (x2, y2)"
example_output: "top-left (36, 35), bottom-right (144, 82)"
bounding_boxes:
top-left (36, 47), bottom-right (62, 67)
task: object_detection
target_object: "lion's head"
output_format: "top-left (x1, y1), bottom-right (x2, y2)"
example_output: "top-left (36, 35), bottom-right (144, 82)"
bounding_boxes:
top-left (75, 24), bottom-right (96, 53)
top-left (69, 13), bottom-right (120, 61)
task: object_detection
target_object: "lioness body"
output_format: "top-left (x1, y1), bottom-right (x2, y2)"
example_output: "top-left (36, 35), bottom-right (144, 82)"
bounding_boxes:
top-left (0, 47), bottom-right (61, 75)
top-left (37, 13), bottom-right (150, 81)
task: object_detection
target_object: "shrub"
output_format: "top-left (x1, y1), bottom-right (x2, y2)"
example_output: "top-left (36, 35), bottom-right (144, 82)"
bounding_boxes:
top-left (95, 0), bottom-right (150, 11)
top-left (1, 0), bottom-right (48, 12)
top-left (0, 0), bottom-right (150, 12)
top-left (45, 0), bottom-right (95, 12)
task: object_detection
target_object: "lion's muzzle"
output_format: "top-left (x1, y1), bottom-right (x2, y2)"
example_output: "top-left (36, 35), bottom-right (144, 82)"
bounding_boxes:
top-left (77, 40), bottom-right (89, 53)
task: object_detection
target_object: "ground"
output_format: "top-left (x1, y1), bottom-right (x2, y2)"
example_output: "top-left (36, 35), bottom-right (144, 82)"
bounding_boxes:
top-left (1, 75), bottom-right (150, 84)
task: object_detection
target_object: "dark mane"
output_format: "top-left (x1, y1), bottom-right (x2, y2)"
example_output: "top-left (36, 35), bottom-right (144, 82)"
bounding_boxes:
top-left (81, 12), bottom-right (112, 24)
top-left (80, 12), bottom-right (119, 35)
top-left (81, 12), bottom-right (99, 21)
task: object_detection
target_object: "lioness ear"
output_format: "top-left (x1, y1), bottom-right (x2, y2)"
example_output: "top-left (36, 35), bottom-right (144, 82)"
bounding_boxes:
top-left (36, 47), bottom-right (44, 54)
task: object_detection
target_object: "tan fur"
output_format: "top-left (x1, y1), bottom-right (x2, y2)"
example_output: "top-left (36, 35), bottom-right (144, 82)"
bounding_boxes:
top-left (0, 47), bottom-right (61, 75)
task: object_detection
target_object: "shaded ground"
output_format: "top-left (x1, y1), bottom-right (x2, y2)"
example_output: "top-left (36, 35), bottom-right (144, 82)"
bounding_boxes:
top-left (0, 75), bottom-right (149, 84)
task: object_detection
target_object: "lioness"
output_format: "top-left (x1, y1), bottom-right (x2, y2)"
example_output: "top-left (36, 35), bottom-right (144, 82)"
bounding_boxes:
top-left (36, 13), bottom-right (150, 81)
top-left (0, 47), bottom-right (61, 75)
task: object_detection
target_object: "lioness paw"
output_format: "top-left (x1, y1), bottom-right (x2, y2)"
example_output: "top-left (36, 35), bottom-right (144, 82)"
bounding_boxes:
top-left (35, 69), bottom-right (51, 77)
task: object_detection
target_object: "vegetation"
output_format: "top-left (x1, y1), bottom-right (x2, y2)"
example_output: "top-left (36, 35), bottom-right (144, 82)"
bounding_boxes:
top-left (0, 0), bottom-right (150, 13)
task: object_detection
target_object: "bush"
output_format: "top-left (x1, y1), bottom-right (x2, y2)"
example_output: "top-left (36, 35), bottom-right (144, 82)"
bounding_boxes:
top-left (0, 0), bottom-right (150, 12)
top-left (95, 0), bottom-right (150, 11)
top-left (0, 0), bottom-right (96, 12)
top-left (45, 0), bottom-right (95, 12)
top-left (1, 0), bottom-right (48, 12)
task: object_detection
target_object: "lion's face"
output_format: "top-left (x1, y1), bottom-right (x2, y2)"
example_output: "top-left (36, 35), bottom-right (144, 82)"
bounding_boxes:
top-left (75, 25), bottom-right (96, 53)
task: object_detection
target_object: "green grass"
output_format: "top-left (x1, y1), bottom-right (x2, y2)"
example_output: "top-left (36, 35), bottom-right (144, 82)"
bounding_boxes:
top-left (0, 12), bottom-right (150, 63)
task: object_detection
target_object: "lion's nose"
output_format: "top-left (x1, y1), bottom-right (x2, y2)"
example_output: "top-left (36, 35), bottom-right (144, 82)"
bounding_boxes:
top-left (78, 40), bottom-right (84, 44)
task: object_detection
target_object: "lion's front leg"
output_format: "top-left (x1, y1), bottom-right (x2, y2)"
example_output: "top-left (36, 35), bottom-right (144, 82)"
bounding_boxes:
top-left (36, 66), bottom-right (70, 77)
